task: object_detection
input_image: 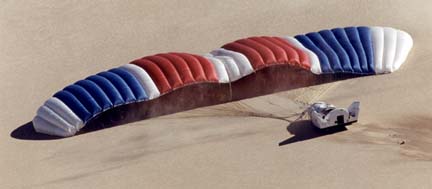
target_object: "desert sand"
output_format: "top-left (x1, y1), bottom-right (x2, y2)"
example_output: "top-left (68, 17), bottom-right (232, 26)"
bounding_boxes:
top-left (1, 0), bottom-right (432, 188)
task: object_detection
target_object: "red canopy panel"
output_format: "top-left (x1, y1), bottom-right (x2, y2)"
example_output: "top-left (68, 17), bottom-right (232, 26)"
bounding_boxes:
top-left (222, 41), bottom-right (266, 69)
top-left (271, 37), bottom-right (310, 69)
top-left (248, 37), bottom-right (288, 63)
top-left (192, 55), bottom-right (218, 82)
top-left (222, 36), bottom-right (310, 70)
top-left (151, 54), bottom-right (194, 85)
top-left (131, 59), bottom-right (172, 93)
top-left (171, 53), bottom-right (207, 82)
top-left (131, 53), bottom-right (219, 94)
top-left (142, 55), bottom-right (184, 89)
top-left (263, 37), bottom-right (300, 64)
top-left (236, 38), bottom-right (277, 66)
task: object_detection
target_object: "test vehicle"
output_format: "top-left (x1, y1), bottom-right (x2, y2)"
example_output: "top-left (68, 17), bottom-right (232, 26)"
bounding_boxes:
top-left (308, 101), bottom-right (360, 129)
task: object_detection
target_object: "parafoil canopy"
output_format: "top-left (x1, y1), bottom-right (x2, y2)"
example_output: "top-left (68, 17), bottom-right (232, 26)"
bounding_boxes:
top-left (32, 26), bottom-right (413, 137)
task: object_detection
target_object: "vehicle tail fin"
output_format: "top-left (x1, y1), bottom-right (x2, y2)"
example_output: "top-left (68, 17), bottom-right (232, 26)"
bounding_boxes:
top-left (347, 101), bottom-right (360, 121)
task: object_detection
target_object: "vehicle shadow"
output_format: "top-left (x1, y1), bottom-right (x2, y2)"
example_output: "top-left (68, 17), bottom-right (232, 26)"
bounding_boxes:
top-left (278, 120), bottom-right (347, 146)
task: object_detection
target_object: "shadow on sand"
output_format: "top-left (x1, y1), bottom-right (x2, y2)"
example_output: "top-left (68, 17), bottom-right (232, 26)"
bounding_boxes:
top-left (11, 122), bottom-right (62, 140)
top-left (11, 118), bottom-right (127, 140)
top-left (278, 120), bottom-right (348, 146)
top-left (10, 66), bottom-right (360, 141)
top-left (12, 119), bottom-right (349, 142)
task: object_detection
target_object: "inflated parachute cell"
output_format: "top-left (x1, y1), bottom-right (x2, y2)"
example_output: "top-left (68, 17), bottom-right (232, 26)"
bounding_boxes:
top-left (32, 26), bottom-right (413, 137)
top-left (293, 26), bottom-right (412, 74)
top-left (131, 53), bottom-right (219, 94)
top-left (221, 36), bottom-right (311, 70)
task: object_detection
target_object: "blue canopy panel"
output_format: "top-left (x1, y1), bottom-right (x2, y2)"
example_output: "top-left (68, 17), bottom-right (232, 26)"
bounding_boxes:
top-left (86, 75), bottom-right (125, 106)
top-left (330, 28), bottom-right (362, 73)
top-left (296, 26), bottom-right (375, 74)
top-left (305, 32), bottom-right (344, 73)
top-left (53, 90), bottom-right (92, 122)
top-left (318, 30), bottom-right (353, 73)
top-left (345, 27), bottom-right (369, 73)
top-left (295, 35), bottom-right (333, 73)
top-left (51, 67), bottom-right (149, 123)
top-left (357, 27), bottom-right (375, 73)
top-left (108, 68), bottom-right (148, 101)
top-left (75, 79), bottom-right (113, 111)
top-left (97, 71), bottom-right (136, 103)
top-left (63, 85), bottom-right (102, 116)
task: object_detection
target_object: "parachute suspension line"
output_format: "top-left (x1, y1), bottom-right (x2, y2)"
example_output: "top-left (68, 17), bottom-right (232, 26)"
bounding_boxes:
top-left (228, 82), bottom-right (233, 101)
top-left (290, 82), bottom-right (340, 122)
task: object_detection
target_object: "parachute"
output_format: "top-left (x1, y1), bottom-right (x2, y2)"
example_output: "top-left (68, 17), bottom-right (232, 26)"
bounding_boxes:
top-left (32, 26), bottom-right (413, 137)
